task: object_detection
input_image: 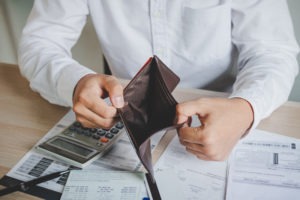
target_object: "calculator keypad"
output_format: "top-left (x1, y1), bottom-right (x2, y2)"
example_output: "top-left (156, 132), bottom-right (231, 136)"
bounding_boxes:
top-left (62, 121), bottom-right (125, 150)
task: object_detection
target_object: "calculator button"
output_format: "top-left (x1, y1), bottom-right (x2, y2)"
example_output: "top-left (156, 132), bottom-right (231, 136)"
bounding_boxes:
top-left (83, 130), bottom-right (92, 137)
top-left (77, 129), bottom-right (85, 134)
top-left (105, 133), bottom-right (114, 139)
top-left (96, 142), bottom-right (104, 146)
top-left (115, 122), bottom-right (124, 129)
top-left (66, 131), bottom-right (75, 137)
top-left (100, 137), bottom-right (109, 143)
top-left (110, 128), bottom-right (119, 134)
top-left (74, 122), bottom-right (81, 127)
top-left (90, 128), bottom-right (97, 133)
top-left (97, 129), bottom-right (106, 136)
top-left (92, 134), bottom-right (100, 140)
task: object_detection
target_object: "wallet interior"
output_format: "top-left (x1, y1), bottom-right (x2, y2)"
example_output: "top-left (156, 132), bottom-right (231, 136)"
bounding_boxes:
top-left (118, 55), bottom-right (180, 182)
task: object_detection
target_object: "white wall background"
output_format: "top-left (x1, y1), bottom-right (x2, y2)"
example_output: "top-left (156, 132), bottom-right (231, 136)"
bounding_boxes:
top-left (0, 0), bottom-right (299, 101)
top-left (0, 0), bottom-right (103, 73)
top-left (287, 0), bottom-right (300, 101)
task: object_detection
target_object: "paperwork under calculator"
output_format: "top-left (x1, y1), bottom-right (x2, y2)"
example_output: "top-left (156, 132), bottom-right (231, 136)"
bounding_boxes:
top-left (2, 110), bottom-right (164, 197)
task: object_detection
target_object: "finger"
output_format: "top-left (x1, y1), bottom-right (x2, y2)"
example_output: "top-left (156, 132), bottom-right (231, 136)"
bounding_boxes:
top-left (91, 98), bottom-right (118, 118)
top-left (102, 76), bottom-right (124, 108)
top-left (182, 140), bottom-right (216, 161)
top-left (178, 126), bottom-right (204, 144)
top-left (186, 148), bottom-right (210, 161)
top-left (77, 97), bottom-right (117, 119)
top-left (77, 112), bottom-right (117, 129)
top-left (73, 80), bottom-right (118, 119)
top-left (175, 112), bottom-right (189, 125)
top-left (181, 140), bottom-right (206, 155)
top-left (76, 117), bottom-right (98, 128)
top-left (74, 103), bottom-right (117, 129)
top-left (180, 139), bottom-right (204, 148)
top-left (196, 154), bottom-right (211, 161)
top-left (176, 99), bottom-right (210, 123)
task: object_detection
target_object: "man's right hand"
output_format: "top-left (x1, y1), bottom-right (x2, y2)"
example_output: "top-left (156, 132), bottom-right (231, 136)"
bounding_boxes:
top-left (72, 74), bottom-right (124, 129)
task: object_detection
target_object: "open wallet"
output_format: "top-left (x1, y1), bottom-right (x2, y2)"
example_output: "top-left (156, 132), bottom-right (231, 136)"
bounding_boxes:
top-left (117, 55), bottom-right (181, 200)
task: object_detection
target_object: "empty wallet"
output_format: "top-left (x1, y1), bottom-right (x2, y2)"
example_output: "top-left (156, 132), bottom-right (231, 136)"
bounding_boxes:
top-left (117, 55), bottom-right (180, 184)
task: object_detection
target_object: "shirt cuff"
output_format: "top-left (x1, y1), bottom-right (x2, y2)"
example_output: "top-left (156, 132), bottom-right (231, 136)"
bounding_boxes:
top-left (228, 90), bottom-right (262, 136)
top-left (57, 63), bottom-right (96, 107)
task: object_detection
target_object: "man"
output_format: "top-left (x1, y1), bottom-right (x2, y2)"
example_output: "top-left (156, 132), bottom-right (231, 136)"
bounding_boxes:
top-left (18, 0), bottom-right (299, 161)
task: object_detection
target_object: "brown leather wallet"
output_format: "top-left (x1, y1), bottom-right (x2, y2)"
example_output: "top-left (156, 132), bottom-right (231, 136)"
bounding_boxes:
top-left (118, 55), bottom-right (180, 185)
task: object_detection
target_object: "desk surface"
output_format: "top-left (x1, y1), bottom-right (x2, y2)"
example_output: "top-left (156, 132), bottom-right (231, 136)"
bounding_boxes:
top-left (0, 63), bottom-right (300, 199)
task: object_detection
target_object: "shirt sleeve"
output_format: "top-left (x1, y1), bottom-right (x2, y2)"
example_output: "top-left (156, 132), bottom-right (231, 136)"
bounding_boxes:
top-left (229, 0), bottom-right (299, 129)
top-left (18, 0), bottom-right (95, 107)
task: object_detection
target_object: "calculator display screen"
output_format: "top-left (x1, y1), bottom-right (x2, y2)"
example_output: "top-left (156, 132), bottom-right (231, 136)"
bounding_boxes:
top-left (50, 138), bottom-right (93, 157)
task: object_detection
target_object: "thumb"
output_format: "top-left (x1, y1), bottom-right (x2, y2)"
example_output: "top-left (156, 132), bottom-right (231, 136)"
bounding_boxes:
top-left (102, 76), bottom-right (124, 108)
top-left (111, 95), bottom-right (124, 108)
top-left (176, 101), bottom-right (197, 124)
top-left (176, 99), bottom-right (209, 123)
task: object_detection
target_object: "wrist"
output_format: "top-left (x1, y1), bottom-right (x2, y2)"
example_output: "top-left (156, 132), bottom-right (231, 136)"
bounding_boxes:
top-left (72, 73), bottom-right (95, 102)
top-left (231, 97), bottom-right (254, 130)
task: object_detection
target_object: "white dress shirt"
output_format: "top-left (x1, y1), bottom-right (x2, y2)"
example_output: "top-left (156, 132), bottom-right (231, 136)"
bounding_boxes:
top-left (18, 0), bottom-right (299, 129)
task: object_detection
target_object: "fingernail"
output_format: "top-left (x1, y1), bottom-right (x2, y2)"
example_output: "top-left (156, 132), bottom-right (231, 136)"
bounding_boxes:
top-left (113, 96), bottom-right (124, 108)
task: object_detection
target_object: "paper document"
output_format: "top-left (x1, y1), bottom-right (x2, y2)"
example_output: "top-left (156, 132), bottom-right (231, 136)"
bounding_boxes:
top-left (154, 135), bottom-right (227, 200)
top-left (60, 170), bottom-right (148, 200)
top-left (226, 129), bottom-right (300, 200)
top-left (154, 115), bottom-right (227, 200)
top-left (4, 110), bottom-right (163, 195)
top-left (154, 168), bottom-right (185, 200)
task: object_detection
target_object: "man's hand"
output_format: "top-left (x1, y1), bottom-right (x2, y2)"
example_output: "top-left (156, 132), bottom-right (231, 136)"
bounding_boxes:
top-left (176, 97), bottom-right (254, 161)
top-left (72, 74), bottom-right (124, 128)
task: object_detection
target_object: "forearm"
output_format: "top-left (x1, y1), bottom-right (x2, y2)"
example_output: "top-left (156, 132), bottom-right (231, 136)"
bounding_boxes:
top-left (231, 0), bottom-right (299, 129)
top-left (19, 37), bottom-right (95, 107)
top-left (230, 43), bottom-right (299, 129)
top-left (18, 0), bottom-right (94, 107)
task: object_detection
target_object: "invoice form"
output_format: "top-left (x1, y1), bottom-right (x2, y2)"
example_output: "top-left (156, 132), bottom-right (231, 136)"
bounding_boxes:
top-left (226, 129), bottom-right (300, 200)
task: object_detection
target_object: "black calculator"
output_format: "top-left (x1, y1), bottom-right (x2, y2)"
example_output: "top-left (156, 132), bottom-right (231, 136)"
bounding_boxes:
top-left (37, 121), bottom-right (125, 167)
